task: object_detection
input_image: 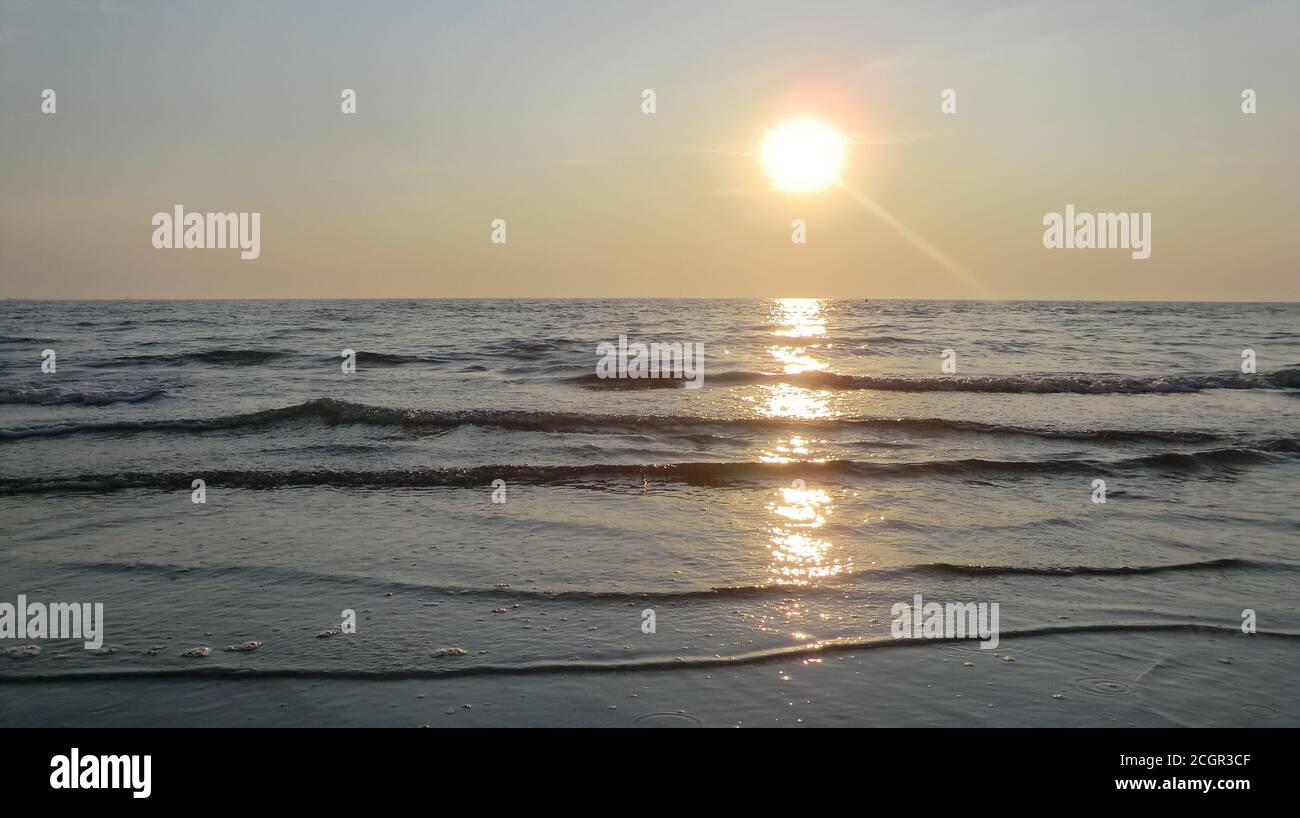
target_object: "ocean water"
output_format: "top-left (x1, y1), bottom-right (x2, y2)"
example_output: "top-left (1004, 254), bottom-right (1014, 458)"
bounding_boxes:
top-left (1, 298), bottom-right (1298, 727)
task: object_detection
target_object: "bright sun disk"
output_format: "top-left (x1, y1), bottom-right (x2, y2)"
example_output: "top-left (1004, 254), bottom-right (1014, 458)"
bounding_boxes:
top-left (759, 119), bottom-right (847, 193)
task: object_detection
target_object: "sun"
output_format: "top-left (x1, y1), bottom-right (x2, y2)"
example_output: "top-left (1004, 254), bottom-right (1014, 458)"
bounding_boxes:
top-left (759, 119), bottom-right (847, 193)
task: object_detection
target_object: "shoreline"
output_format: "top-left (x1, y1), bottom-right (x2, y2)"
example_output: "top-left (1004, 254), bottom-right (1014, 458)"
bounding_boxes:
top-left (2, 629), bottom-right (1291, 727)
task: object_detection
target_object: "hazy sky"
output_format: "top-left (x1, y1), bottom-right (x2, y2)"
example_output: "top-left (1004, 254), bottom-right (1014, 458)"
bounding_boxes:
top-left (1, 0), bottom-right (1297, 299)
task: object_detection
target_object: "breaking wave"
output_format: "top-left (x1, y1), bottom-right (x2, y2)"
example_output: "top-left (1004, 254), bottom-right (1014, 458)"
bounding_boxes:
top-left (2, 443), bottom-right (1295, 493)
top-left (572, 368), bottom-right (1300, 393)
top-left (0, 397), bottom-right (1225, 443)
top-left (0, 386), bottom-right (168, 407)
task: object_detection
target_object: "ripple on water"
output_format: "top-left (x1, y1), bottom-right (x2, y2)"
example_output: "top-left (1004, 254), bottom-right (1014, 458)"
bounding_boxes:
top-left (941, 641), bottom-right (1029, 658)
top-left (1075, 677), bottom-right (1133, 696)
top-left (633, 711), bottom-right (704, 728)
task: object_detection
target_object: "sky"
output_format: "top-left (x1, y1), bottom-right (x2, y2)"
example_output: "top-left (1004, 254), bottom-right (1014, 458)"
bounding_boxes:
top-left (1, 0), bottom-right (1297, 300)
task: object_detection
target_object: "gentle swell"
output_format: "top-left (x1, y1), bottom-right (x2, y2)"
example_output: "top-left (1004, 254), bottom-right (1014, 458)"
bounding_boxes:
top-left (87, 349), bottom-right (287, 367)
top-left (572, 368), bottom-right (1300, 393)
top-left (0, 387), bottom-right (168, 407)
top-left (915, 557), bottom-right (1284, 577)
top-left (0, 397), bottom-right (1224, 443)
top-left (2, 444), bottom-right (1295, 494)
top-left (330, 351), bottom-right (454, 366)
top-left (81, 349), bottom-right (475, 368)
top-left (45, 556), bottom-right (1292, 603)
top-left (1, 624), bottom-right (1296, 683)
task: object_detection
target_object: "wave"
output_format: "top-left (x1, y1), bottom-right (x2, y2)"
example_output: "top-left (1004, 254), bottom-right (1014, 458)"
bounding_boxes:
top-left (87, 349), bottom-right (287, 367)
top-left (81, 343), bottom-right (575, 369)
top-left (843, 417), bottom-right (1219, 443)
top-left (860, 335), bottom-right (928, 344)
top-left (2, 444), bottom-right (1294, 493)
top-left (335, 351), bottom-right (454, 366)
top-left (0, 386), bottom-right (168, 407)
top-left (0, 397), bottom-right (1225, 443)
top-left (483, 338), bottom-right (584, 359)
top-left (83, 349), bottom-right (465, 369)
top-left (914, 557), bottom-right (1288, 577)
top-left (48, 556), bottom-right (1292, 604)
top-left (2, 623), bottom-right (1296, 683)
top-left (572, 368), bottom-right (1300, 393)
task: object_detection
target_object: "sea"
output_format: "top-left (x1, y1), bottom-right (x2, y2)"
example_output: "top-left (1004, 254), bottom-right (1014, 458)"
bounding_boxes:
top-left (1, 298), bottom-right (1297, 727)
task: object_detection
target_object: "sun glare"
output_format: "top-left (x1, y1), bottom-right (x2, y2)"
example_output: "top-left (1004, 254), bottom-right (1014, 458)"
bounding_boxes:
top-left (759, 119), bottom-right (847, 193)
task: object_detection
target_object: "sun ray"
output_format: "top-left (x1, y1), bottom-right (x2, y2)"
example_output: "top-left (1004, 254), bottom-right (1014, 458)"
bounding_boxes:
top-left (836, 182), bottom-right (996, 299)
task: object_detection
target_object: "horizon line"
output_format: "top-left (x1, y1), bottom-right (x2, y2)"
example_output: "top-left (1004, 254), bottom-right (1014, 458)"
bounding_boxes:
top-left (2, 297), bottom-right (1298, 305)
